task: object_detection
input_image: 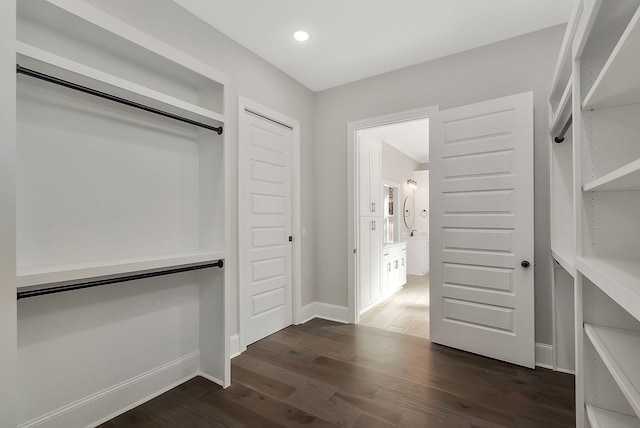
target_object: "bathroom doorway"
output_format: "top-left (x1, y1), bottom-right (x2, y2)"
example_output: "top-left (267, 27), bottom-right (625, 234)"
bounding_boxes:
top-left (348, 106), bottom-right (435, 339)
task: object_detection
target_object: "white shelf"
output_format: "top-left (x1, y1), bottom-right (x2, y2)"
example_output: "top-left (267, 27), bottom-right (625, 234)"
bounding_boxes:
top-left (584, 324), bottom-right (640, 417)
top-left (43, 0), bottom-right (228, 85)
top-left (584, 158), bottom-right (640, 192)
top-left (550, 77), bottom-right (573, 137)
top-left (552, 248), bottom-right (576, 278)
top-left (17, 251), bottom-right (225, 288)
top-left (577, 257), bottom-right (640, 322)
top-left (587, 404), bottom-right (640, 428)
top-left (582, 3), bottom-right (640, 109)
top-left (17, 41), bottom-right (224, 126)
top-left (549, 1), bottom-right (583, 103)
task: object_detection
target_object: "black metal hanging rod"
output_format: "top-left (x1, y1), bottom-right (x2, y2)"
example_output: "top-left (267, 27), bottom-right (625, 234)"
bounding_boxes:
top-left (17, 259), bottom-right (224, 300)
top-left (554, 115), bottom-right (572, 143)
top-left (16, 64), bottom-right (223, 135)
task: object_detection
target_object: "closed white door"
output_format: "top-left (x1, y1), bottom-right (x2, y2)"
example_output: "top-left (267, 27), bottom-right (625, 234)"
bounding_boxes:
top-left (430, 92), bottom-right (535, 368)
top-left (241, 109), bottom-right (293, 346)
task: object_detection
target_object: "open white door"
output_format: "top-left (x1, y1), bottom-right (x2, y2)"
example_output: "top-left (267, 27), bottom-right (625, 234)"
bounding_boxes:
top-left (430, 92), bottom-right (535, 368)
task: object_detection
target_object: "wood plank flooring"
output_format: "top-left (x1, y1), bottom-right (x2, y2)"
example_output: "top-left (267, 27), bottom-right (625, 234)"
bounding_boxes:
top-left (359, 274), bottom-right (430, 339)
top-left (101, 319), bottom-right (575, 427)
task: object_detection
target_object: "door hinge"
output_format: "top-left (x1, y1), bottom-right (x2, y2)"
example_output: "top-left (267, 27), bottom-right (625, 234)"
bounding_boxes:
top-left (289, 235), bottom-right (293, 242)
top-left (353, 248), bottom-right (357, 254)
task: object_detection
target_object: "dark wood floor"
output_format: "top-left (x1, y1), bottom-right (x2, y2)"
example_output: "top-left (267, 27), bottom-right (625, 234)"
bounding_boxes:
top-left (101, 319), bottom-right (575, 427)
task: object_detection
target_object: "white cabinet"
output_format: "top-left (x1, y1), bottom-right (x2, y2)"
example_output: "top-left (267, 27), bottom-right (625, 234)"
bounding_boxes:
top-left (407, 238), bottom-right (429, 275)
top-left (358, 137), bottom-right (382, 216)
top-left (358, 137), bottom-right (383, 313)
top-left (382, 243), bottom-right (407, 297)
top-left (551, 1), bottom-right (640, 426)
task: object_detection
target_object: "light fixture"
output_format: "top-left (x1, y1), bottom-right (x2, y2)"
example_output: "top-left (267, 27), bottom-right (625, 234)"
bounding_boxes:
top-left (293, 30), bottom-right (309, 42)
top-left (407, 179), bottom-right (418, 189)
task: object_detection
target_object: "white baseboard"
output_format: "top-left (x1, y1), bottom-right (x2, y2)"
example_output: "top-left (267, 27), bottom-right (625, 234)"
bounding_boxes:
top-left (535, 342), bottom-right (553, 370)
top-left (230, 334), bottom-right (241, 359)
top-left (297, 302), bottom-right (350, 325)
top-left (315, 302), bottom-right (349, 323)
top-left (299, 302), bottom-right (317, 324)
top-left (19, 351), bottom-right (200, 428)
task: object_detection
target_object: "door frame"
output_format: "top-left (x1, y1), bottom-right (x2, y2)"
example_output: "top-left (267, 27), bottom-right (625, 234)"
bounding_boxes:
top-left (238, 96), bottom-right (302, 352)
top-left (347, 105), bottom-right (438, 323)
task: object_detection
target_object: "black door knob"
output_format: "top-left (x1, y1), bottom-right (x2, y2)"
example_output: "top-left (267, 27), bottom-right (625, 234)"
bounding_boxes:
top-left (521, 260), bottom-right (530, 268)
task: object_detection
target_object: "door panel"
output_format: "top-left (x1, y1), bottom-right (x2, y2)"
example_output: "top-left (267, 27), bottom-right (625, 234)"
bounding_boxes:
top-left (430, 92), bottom-right (534, 368)
top-left (242, 111), bottom-right (293, 346)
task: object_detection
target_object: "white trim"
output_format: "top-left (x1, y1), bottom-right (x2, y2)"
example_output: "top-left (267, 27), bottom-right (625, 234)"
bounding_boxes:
top-left (347, 106), bottom-right (439, 324)
top-left (18, 351), bottom-right (200, 428)
top-left (315, 303), bottom-right (350, 324)
top-left (296, 302), bottom-right (350, 325)
top-left (238, 97), bottom-right (302, 350)
top-left (298, 302), bottom-right (317, 325)
top-left (230, 334), bottom-right (241, 359)
top-left (535, 343), bottom-right (554, 369)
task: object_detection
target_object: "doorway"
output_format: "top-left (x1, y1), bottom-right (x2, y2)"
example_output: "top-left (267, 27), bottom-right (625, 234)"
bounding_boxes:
top-left (238, 97), bottom-right (302, 352)
top-left (347, 106), bottom-right (437, 338)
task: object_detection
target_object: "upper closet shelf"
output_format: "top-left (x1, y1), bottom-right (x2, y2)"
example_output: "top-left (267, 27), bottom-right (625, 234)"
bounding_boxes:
top-left (550, 77), bottom-right (572, 138)
top-left (583, 158), bottom-right (640, 192)
top-left (577, 257), bottom-right (640, 321)
top-left (17, 251), bottom-right (225, 289)
top-left (585, 324), bottom-right (640, 418)
top-left (582, 4), bottom-right (640, 110)
top-left (587, 404), bottom-right (640, 428)
top-left (549, 0), bottom-right (582, 103)
top-left (17, 42), bottom-right (224, 128)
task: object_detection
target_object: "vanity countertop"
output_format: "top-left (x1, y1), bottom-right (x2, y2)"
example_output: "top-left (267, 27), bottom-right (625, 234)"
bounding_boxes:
top-left (383, 241), bottom-right (407, 248)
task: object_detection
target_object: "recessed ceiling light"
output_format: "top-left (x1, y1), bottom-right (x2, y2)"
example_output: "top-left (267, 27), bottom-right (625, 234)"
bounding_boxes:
top-left (293, 31), bottom-right (309, 42)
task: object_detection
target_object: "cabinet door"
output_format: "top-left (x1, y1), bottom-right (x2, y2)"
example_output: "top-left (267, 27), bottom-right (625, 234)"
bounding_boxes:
top-left (399, 255), bottom-right (407, 286)
top-left (359, 217), bottom-right (382, 310)
top-left (358, 138), bottom-right (382, 216)
top-left (369, 141), bottom-right (382, 216)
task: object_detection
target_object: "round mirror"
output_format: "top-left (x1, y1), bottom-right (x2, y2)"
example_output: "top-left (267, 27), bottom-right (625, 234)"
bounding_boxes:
top-left (403, 196), bottom-right (415, 229)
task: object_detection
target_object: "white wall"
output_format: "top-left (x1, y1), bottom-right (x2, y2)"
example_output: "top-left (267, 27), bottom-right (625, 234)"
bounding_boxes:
top-left (381, 143), bottom-right (421, 186)
top-left (0, 0), bottom-right (17, 426)
top-left (381, 143), bottom-right (422, 238)
top-left (314, 25), bottom-right (565, 345)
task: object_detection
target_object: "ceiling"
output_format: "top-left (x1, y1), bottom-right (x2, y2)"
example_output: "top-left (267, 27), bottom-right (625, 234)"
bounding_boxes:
top-left (359, 119), bottom-right (430, 163)
top-left (172, 0), bottom-right (573, 92)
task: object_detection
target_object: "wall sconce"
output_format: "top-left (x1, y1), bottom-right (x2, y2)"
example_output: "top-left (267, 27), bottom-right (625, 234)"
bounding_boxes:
top-left (407, 179), bottom-right (418, 189)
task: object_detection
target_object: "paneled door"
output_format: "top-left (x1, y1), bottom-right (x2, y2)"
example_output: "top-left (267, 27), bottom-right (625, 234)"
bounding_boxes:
top-left (430, 92), bottom-right (535, 368)
top-left (240, 108), bottom-right (293, 346)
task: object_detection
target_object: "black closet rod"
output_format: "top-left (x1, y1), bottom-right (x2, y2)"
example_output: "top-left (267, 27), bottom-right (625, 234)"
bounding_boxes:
top-left (17, 259), bottom-right (224, 300)
top-left (554, 115), bottom-right (572, 143)
top-left (16, 64), bottom-right (223, 135)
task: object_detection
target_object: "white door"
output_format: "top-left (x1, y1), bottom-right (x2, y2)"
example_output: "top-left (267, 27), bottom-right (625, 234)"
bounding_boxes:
top-left (430, 92), bottom-right (535, 368)
top-left (241, 109), bottom-right (293, 346)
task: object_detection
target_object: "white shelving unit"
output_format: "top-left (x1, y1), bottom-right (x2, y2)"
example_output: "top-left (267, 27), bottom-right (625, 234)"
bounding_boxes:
top-left (552, 0), bottom-right (640, 426)
top-left (13, 0), bottom-right (231, 425)
top-left (548, 0), bottom-right (583, 376)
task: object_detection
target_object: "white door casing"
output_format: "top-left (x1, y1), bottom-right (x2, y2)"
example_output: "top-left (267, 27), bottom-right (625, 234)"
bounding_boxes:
top-left (239, 99), bottom-right (300, 348)
top-left (430, 92), bottom-right (535, 368)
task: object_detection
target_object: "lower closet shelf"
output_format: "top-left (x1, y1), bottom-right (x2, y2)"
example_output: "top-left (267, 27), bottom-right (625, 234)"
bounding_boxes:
top-left (584, 323), bottom-right (640, 416)
top-left (586, 404), bottom-right (640, 428)
top-left (17, 251), bottom-right (225, 288)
